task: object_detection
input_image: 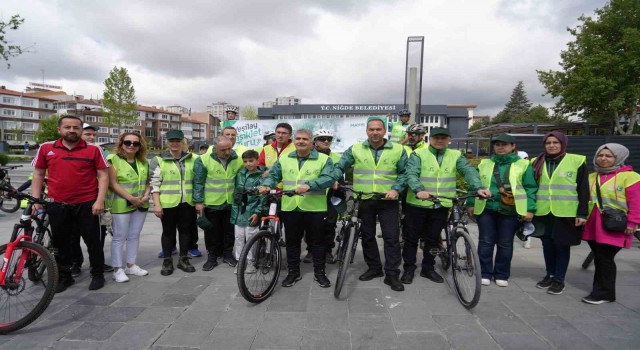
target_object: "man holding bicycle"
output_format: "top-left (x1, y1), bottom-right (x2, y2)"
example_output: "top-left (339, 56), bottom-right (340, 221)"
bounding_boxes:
top-left (31, 115), bottom-right (110, 293)
top-left (401, 127), bottom-right (490, 284)
top-left (335, 117), bottom-right (408, 292)
top-left (259, 128), bottom-right (338, 288)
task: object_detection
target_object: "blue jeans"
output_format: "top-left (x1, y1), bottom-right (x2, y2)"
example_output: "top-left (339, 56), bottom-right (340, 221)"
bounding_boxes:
top-left (476, 210), bottom-right (520, 280)
top-left (540, 236), bottom-right (571, 282)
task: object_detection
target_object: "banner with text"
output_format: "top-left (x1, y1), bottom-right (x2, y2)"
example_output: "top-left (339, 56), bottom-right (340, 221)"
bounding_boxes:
top-left (224, 116), bottom-right (387, 153)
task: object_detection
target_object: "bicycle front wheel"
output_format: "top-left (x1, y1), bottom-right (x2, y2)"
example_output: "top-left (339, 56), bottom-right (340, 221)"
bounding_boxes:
top-left (0, 241), bottom-right (58, 334)
top-left (237, 231), bottom-right (281, 303)
top-left (451, 229), bottom-right (481, 309)
top-left (439, 229), bottom-right (450, 271)
top-left (0, 194), bottom-right (20, 213)
top-left (334, 224), bottom-right (356, 299)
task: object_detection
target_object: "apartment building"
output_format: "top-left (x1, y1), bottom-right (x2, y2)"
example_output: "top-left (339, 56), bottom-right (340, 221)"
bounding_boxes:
top-left (0, 86), bottom-right (57, 146)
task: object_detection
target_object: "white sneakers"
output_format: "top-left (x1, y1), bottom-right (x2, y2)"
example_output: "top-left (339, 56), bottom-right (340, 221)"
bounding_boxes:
top-left (245, 264), bottom-right (257, 274)
top-left (523, 238), bottom-right (532, 249)
top-left (495, 279), bottom-right (509, 287)
top-left (481, 278), bottom-right (491, 286)
top-left (124, 264), bottom-right (149, 276)
top-left (113, 269), bottom-right (129, 283)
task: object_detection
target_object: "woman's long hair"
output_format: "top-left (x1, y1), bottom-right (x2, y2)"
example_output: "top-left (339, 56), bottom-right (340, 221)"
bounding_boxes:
top-left (113, 132), bottom-right (147, 163)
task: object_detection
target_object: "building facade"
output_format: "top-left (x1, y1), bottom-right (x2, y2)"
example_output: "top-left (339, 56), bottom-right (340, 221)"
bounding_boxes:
top-left (0, 86), bottom-right (57, 146)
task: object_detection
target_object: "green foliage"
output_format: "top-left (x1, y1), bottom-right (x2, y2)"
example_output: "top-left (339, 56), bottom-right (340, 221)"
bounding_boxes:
top-left (102, 66), bottom-right (138, 132)
top-left (241, 105), bottom-right (259, 120)
top-left (34, 115), bottom-right (60, 144)
top-left (537, 0), bottom-right (640, 135)
top-left (0, 153), bottom-right (9, 166)
top-left (493, 81), bottom-right (532, 123)
top-left (0, 14), bottom-right (26, 68)
top-left (469, 118), bottom-right (490, 131)
top-left (510, 105), bottom-right (569, 123)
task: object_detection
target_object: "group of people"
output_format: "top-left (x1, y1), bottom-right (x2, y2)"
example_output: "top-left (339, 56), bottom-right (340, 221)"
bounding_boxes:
top-left (30, 109), bottom-right (638, 305)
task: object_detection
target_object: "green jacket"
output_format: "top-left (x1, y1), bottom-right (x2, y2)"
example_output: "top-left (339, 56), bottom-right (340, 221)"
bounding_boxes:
top-left (467, 153), bottom-right (538, 214)
top-left (193, 150), bottom-right (239, 210)
top-left (335, 139), bottom-right (408, 193)
top-left (231, 167), bottom-right (268, 226)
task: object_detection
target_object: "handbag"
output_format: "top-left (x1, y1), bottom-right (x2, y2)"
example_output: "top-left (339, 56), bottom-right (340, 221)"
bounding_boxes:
top-left (493, 164), bottom-right (515, 206)
top-left (595, 176), bottom-right (628, 232)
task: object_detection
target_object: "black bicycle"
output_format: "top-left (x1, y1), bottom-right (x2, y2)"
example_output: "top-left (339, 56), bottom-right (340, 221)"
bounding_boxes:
top-left (0, 168), bottom-right (59, 334)
top-left (421, 191), bottom-right (483, 309)
top-left (333, 186), bottom-right (385, 299)
top-left (237, 189), bottom-right (298, 303)
top-left (0, 165), bottom-right (23, 213)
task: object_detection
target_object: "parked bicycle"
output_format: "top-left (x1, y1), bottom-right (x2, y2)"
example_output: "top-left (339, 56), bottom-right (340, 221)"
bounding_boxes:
top-left (0, 167), bottom-right (59, 334)
top-left (236, 189), bottom-right (298, 303)
top-left (333, 186), bottom-right (385, 299)
top-left (420, 190), bottom-right (483, 309)
top-left (0, 165), bottom-right (23, 213)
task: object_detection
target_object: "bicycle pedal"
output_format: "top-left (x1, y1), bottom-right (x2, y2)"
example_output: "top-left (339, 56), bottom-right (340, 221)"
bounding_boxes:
top-left (428, 248), bottom-right (441, 256)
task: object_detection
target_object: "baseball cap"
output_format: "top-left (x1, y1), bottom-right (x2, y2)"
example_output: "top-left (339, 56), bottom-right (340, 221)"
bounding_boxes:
top-left (492, 133), bottom-right (516, 144)
top-left (165, 130), bottom-right (184, 140)
top-left (430, 127), bottom-right (450, 137)
top-left (82, 123), bottom-right (98, 131)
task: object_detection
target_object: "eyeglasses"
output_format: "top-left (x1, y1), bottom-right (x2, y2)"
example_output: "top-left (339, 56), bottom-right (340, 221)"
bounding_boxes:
top-left (123, 140), bottom-right (142, 147)
top-left (316, 137), bottom-right (333, 142)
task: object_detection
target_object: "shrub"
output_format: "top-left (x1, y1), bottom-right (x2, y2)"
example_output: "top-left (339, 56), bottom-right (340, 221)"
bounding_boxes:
top-left (0, 153), bottom-right (9, 166)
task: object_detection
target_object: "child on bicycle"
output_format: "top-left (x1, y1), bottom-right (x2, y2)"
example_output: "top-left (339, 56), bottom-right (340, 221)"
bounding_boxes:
top-left (231, 150), bottom-right (268, 274)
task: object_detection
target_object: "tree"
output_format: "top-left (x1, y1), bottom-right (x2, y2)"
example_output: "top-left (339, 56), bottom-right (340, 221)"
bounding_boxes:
top-left (537, 0), bottom-right (640, 135)
top-left (35, 115), bottom-right (60, 144)
top-left (0, 14), bottom-right (27, 68)
top-left (102, 66), bottom-right (138, 132)
top-left (469, 118), bottom-right (490, 131)
top-left (241, 105), bottom-right (258, 120)
top-left (511, 105), bottom-right (569, 123)
top-left (492, 81), bottom-right (532, 123)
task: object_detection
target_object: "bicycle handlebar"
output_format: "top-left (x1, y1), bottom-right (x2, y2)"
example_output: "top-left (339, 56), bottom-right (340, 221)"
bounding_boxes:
top-left (338, 185), bottom-right (387, 199)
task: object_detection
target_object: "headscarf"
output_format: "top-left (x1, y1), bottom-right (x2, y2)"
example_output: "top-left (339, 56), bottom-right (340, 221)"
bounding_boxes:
top-left (593, 143), bottom-right (629, 174)
top-left (532, 131), bottom-right (568, 181)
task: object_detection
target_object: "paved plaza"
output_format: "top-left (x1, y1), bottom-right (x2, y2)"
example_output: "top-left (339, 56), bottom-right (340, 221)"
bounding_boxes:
top-left (0, 167), bottom-right (639, 349)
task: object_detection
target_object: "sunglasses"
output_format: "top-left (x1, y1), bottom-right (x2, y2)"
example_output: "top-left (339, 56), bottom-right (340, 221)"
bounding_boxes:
top-left (316, 137), bottom-right (333, 142)
top-left (123, 140), bottom-right (142, 147)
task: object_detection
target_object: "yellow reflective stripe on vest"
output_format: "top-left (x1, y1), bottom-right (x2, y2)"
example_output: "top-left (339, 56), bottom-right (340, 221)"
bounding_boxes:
top-left (406, 148), bottom-right (460, 208)
top-left (280, 153), bottom-right (329, 211)
top-left (158, 155), bottom-right (197, 208)
top-left (352, 142), bottom-right (402, 198)
top-left (587, 171), bottom-right (640, 216)
top-left (473, 159), bottom-right (529, 216)
top-left (535, 153), bottom-right (585, 217)
top-left (201, 155), bottom-right (242, 205)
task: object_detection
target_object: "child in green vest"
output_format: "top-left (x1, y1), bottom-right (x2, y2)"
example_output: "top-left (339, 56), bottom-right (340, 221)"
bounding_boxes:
top-left (231, 150), bottom-right (268, 274)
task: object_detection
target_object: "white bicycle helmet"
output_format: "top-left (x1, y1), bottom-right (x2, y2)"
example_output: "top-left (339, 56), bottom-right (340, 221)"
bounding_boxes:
top-left (225, 105), bottom-right (239, 114)
top-left (313, 129), bottom-right (334, 140)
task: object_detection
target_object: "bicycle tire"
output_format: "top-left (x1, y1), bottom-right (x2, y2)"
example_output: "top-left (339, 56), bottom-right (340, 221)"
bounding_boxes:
top-left (0, 194), bottom-right (20, 213)
top-left (451, 229), bottom-right (481, 309)
top-left (581, 251), bottom-right (595, 269)
top-left (439, 229), bottom-right (450, 271)
top-left (237, 231), bottom-right (281, 303)
top-left (0, 241), bottom-right (58, 334)
top-left (334, 224), bottom-right (356, 298)
top-left (28, 227), bottom-right (53, 282)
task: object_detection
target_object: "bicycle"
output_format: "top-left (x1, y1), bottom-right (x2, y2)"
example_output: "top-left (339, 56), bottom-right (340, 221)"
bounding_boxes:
top-left (420, 191), bottom-right (483, 309)
top-left (333, 186), bottom-right (386, 299)
top-left (236, 189), bottom-right (298, 303)
top-left (0, 165), bottom-right (23, 213)
top-left (0, 168), bottom-right (59, 334)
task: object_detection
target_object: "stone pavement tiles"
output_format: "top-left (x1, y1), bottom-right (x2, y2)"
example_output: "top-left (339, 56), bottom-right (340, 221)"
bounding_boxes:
top-left (0, 212), bottom-right (639, 349)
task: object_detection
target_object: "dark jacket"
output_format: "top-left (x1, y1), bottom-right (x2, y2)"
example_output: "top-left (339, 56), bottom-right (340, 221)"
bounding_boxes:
top-left (230, 166), bottom-right (268, 226)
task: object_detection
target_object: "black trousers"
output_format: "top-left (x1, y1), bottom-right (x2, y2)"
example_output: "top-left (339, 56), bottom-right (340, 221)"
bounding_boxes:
top-left (204, 208), bottom-right (234, 258)
top-left (402, 205), bottom-right (449, 273)
top-left (305, 198), bottom-right (339, 251)
top-left (48, 200), bottom-right (104, 279)
top-left (587, 240), bottom-right (621, 301)
top-left (359, 200), bottom-right (401, 277)
top-left (161, 203), bottom-right (196, 257)
top-left (281, 211), bottom-right (327, 270)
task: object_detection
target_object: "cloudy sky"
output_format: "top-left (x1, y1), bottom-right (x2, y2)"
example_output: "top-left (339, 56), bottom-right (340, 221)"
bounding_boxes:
top-left (2, 0), bottom-right (607, 116)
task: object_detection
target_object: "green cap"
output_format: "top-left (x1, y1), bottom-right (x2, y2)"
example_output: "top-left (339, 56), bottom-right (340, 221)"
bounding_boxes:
top-left (492, 133), bottom-right (516, 144)
top-left (430, 127), bottom-right (450, 137)
top-left (165, 129), bottom-right (184, 140)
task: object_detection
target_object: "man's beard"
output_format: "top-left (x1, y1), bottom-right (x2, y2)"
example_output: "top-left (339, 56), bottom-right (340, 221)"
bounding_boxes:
top-left (62, 133), bottom-right (79, 142)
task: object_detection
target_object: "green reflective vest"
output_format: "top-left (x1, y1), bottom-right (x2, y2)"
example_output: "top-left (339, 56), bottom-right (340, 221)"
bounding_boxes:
top-left (352, 142), bottom-right (402, 198)
top-left (406, 148), bottom-right (460, 208)
top-left (234, 144), bottom-right (250, 158)
top-left (474, 159), bottom-right (529, 216)
top-left (588, 171), bottom-right (640, 216)
top-left (403, 141), bottom-right (426, 156)
top-left (263, 143), bottom-right (296, 169)
top-left (157, 154), bottom-right (198, 208)
top-left (107, 155), bottom-right (149, 214)
top-left (201, 155), bottom-right (243, 206)
top-left (534, 153), bottom-right (585, 217)
top-left (280, 153), bottom-right (329, 212)
top-left (389, 122), bottom-right (407, 143)
top-left (329, 152), bottom-right (341, 164)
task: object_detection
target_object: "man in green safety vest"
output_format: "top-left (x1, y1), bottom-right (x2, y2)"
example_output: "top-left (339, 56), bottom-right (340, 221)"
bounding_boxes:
top-left (389, 109), bottom-right (411, 144)
top-left (259, 129), bottom-right (338, 288)
top-left (335, 117), bottom-right (409, 292)
top-left (193, 135), bottom-right (244, 271)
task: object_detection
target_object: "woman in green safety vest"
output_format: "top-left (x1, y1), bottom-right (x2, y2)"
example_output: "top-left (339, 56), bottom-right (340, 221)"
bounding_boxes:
top-left (107, 132), bottom-right (151, 283)
top-left (468, 134), bottom-right (537, 287)
top-left (531, 131), bottom-right (589, 295)
top-left (581, 143), bottom-right (640, 304)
